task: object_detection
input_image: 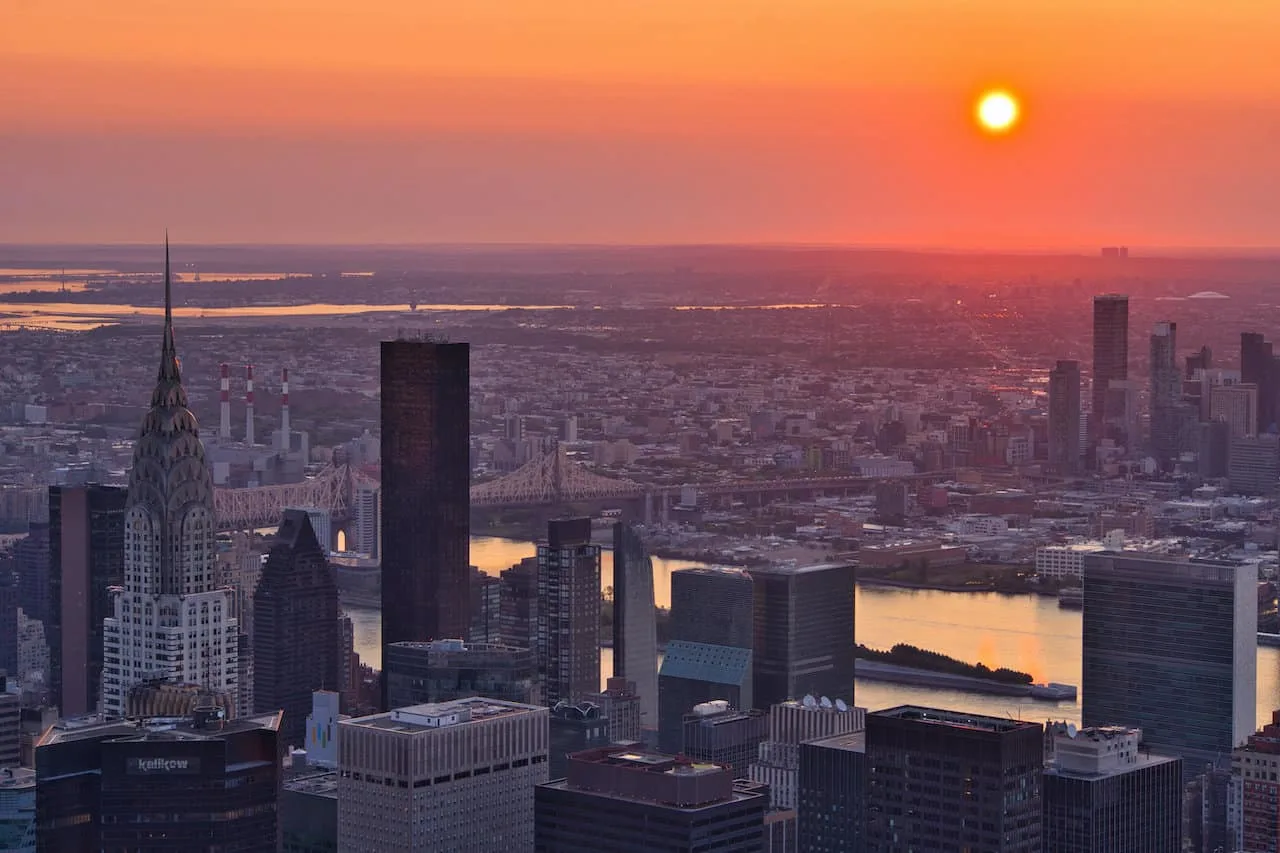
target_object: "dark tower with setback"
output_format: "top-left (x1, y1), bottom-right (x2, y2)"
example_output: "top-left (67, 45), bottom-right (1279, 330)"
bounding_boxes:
top-left (380, 340), bottom-right (470, 709)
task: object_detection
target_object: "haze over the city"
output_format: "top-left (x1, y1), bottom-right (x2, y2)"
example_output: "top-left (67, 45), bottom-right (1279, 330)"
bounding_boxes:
top-left (4, 1), bottom-right (1280, 247)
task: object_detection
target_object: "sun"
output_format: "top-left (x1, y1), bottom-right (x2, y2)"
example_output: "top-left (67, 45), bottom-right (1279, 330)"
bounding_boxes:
top-left (976, 90), bottom-right (1020, 133)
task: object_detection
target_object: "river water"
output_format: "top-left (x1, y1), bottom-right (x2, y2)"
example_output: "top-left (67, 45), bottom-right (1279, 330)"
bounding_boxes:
top-left (345, 536), bottom-right (1280, 726)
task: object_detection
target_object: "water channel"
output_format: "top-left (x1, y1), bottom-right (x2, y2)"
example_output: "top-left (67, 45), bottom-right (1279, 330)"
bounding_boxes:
top-left (344, 536), bottom-right (1280, 727)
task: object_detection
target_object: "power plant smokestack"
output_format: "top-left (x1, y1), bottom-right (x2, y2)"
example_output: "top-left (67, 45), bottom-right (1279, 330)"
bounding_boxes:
top-left (245, 364), bottom-right (255, 446)
top-left (279, 367), bottom-right (290, 451)
top-left (219, 363), bottom-right (231, 440)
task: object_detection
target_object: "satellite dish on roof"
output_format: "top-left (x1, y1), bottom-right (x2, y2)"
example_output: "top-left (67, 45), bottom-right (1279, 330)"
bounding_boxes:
top-left (836, 699), bottom-right (848, 712)
top-left (803, 694), bottom-right (817, 708)
top-left (820, 696), bottom-right (833, 709)
top-left (1066, 723), bottom-right (1078, 738)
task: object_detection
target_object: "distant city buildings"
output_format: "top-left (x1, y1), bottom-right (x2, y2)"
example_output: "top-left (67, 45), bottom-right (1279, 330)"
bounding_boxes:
top-left (1082, 552), bottom-right (1256, 767)
top-left (1048, 359), bottom-right (1082, 473)
top-left (1091, 294), bottom-right (1130, 449)
top-left (379, 339), bottom-right (471, 708)
top-left (338, 698), bottom-right (547, 853)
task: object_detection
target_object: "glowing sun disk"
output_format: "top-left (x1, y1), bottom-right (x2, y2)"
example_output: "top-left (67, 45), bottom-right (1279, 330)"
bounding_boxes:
top-left (977, 91), bottom-right (1019, 133)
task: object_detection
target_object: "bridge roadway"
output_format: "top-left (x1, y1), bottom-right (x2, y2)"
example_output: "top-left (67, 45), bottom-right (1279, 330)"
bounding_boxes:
top-left (214, 464), bottom-right (955, 530)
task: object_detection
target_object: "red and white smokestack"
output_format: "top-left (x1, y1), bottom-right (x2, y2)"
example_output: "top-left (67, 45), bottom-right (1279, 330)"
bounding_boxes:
top-left (245, 364), bottom-right (256, 446)
top-left (219, 363), bottom-right (231, 440)
top-left (279, 367), bottom-right (290, 451)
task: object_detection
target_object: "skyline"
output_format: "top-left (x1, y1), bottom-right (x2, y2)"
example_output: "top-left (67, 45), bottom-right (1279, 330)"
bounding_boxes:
top-left (4, 2), bottom-right (1280, 247)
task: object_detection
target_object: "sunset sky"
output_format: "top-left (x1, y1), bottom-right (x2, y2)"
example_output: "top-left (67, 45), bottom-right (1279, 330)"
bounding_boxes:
top-left (3, 1), bottom-right (1279, 247)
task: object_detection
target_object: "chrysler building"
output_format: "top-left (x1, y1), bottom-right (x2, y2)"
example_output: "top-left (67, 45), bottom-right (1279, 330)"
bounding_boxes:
top-left (102, 239), bottom-right (238, 716)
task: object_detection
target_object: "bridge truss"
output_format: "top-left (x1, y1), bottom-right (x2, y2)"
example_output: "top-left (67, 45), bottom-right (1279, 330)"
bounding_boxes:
top-left (214, 464), bottom-right (371, 531)
top-left (470, 447), bottom-right (645, 507)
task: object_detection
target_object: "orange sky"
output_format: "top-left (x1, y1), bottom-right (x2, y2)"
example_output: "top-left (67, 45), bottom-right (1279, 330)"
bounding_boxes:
top-left (3, 1), bottom-right (1279, 246)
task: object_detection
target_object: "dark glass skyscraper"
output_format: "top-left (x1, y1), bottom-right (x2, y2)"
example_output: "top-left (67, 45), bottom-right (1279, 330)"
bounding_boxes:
top-left (14, 523), bottom-right (50, 627)
top-left (865, 706), bottom-right (1043, 853)
top-left (1091, 294), bottom-right (1129, 446)
top-left (1082, 552), bottom-right (1256, 767)
top-left (0, 567), bottom-right (16, 682)
top-left (48, 484), bottom-right (127, 717)
top-left (253, 510), bottom-right (340, 746)
top-left (798, 732), bottom-right (866, 853)
top-left (611, 523), bottom-right (657, 729)
top-left (1048, 359), bottom-right (1082, 474)
top-left (669, 566), bottom-right (754, 649)
top-left (748, 563), bottom-right (855, 710)
top-left (384, 639), bottom-right (535, 708)
top-left (1149, 321), bottom-right (1182, 467)
top-left (1242, 331), bottom-right (1277, 434)
top-left (380, 339), bottom-right (470, 708)
top-left (536, 518), bottom-right (601, 705)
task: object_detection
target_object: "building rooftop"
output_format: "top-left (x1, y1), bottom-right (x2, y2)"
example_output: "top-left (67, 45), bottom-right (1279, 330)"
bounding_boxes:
top-left (38, 710), bottom-right (283, 748)
top-left (346, 696), bottom-right (541, 733)
top-left (543, 746), bottom-right (765, 811)
top-left (805, 731), bottom-right (866, 753)
top-left (873, 705), bottom-right (1040, 734)
top-left (284, 770), bottom-right (339, 799)
top-left (746, 561), bottom-right (852, 576)
top-left (0, 767), bottom-right (36, 789)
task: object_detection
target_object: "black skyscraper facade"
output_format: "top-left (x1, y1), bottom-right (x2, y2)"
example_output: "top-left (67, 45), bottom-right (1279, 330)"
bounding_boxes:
top-left (798, 732), bottom-right (866, 853)
top-left (1091, 294), bottom-right (1129, 447)
top-left (748, 563), bottom-right (855, 710)
top-left (253, 510), bottom-right (340, 746)
top-left (14, 522), bottom-right (50, 626)
top-left (380, 339), bottom-right (470, 709)
top-left (48, 484), bottom-right (127, 717)
top-left (0, 564), bottom-right (16, 680)
top-left (865, 706), bottom-right (1043, 853)
top-left (1242, 332), bottom-right (1277, 434)
top-left (1048, 359), bottom-right (1082, 474)
top-left (670, 567), bottom-right (755, 649)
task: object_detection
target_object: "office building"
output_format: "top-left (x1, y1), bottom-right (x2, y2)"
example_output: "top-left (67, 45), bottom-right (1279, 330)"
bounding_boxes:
top-left (13, 524), bottom-right (49, 626)
top-left (1048, 359), bottom-right (1082, 474)
top-left (1242, 332), bottom-right (1276, 434)
top-left (549, 700), bottom-right (612, 779)
top-left (338, 697), bottom-right (548, 853)
top-left (1229, 433), bottom-right (1280, 495)
top-left (352, 482), bottom-right (381, 558)
top-left (380, 339), bottom-right (471, 706)
top-left (751, 698), bottom-right (865, 811)
top-left (35, 709), bottom-right (282, 852)
top-left (588, 677), bottom-right (643, 745)
top-left (748, 563), bottom-right (855, 710)
top-left (658, 642), bottom-right (753, 754)
top-left (499, 556), bottom-right (538, 649)
top-left (284, 506), bottom-right (332, 555)
top-left (1200, 420), bottom-right (1231, 478)
top-left (798, 731), bottom-right (866, 853)
top-left (1043, 726), bottom-right (1182, 852)
top-left (471, 567), bottom-right (502, 643)
top-left (670, 566), bottom-right (754, 649)
top-left (865, 706), bottom-right (1043, 853)
top-left (682, 702), bottom-right (768, 774)
top-left (0, 676), bottom-right (18, 769)
top-left (1082, 552), bottom-right (1256, 767)
top-left (281, 771), bottom-right (338, 853)
top-left (0, 767), bottom-right (35, 853)
top-left (1092, 294), bottom-right (1129, 446)
top-left (612, 522), bottom-right (658, 732)
top-left (1211, 382), bottom-right (1258, 438)
top-left (303, 690), bottom-right (342, 768)
top-left (47, 484), bottom-right (127, 717)
top-left (0, 571), bottom-right (15, 683)
top-left (1230, 710), bottom-right (1280, 852)
top-left (536, 518), bottom-right (601, 706)
top-left (384, 639), bottom-right (535, 708)
top-left (253, 510), bottom-right (341, 746)
top-left (102, 244), bottom-right (239, 717)
top-left (1149, 322), bottom-right (1181, 466)
top-left (535, 747), bottom-right (768, 852)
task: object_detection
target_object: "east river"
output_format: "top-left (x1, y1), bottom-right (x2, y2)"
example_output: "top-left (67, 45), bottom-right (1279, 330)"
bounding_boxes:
top-left (346, 536), bottom-right (1280, 727)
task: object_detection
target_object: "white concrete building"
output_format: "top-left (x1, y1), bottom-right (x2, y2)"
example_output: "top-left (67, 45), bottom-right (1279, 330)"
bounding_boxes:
top-left (749, 698), bottom-right (864, 811)
top-left (338, 697), bottom-right (548, 853)
top-left (1035, 534), bottom-right (1123, 581)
